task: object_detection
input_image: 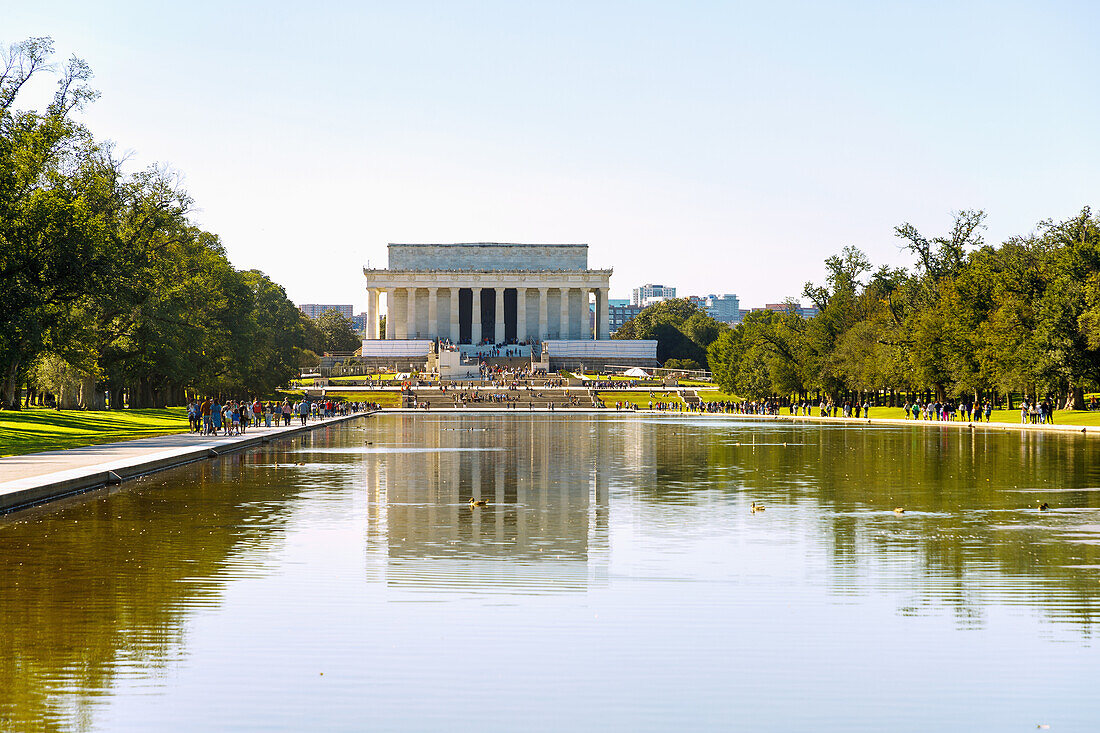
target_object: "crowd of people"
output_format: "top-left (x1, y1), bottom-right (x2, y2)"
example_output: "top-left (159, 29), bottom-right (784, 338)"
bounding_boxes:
top-left (902, 400), bottom-right (994, 422)
top-left (185, 398), bottom-right (379, 435)
top-left (586, 379), bottom-right (657, 390)
top-left (1018, 399), bottom-right (1055, 424)
top-left (691, 400), bottom-right (787, 415)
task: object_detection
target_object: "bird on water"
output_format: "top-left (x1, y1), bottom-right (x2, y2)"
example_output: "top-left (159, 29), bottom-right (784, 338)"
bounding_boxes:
top-left (894, 507), bottom-right (905, 514)
top-left (469, 498), bottom-right (488, 507)
top-left (1037, 501), bottom-right (1050, 511)
top-left (750, 501), bottom-right (765, 512)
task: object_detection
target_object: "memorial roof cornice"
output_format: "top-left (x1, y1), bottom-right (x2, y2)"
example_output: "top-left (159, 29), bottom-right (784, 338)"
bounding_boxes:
top-left (387, 242), bottom-right (588, 248)
top-left (363, 268), bottom-right (613, 275)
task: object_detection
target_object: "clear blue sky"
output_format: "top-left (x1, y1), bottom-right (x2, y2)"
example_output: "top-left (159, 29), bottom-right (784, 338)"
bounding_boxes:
top-left (6, 1), bottom-right (1099, 311)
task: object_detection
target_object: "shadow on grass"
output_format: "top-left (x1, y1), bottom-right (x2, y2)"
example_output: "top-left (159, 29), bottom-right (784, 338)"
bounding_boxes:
top-left (0, 408), bottom-right (190, 457)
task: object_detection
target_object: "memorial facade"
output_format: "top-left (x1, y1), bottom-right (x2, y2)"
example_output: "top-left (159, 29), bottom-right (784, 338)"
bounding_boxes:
top-left (363, 243), bottom-right (612, 343)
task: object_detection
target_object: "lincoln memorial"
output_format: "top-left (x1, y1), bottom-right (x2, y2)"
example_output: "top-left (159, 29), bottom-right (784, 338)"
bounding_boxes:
top-left (361, 243), bottom-right (656, 374)
top-left (363, 243), bottom-right (611, 343)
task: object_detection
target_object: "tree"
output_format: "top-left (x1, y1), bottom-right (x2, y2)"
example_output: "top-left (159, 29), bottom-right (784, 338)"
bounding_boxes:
top-left (615, 298), bottom-right (727, 364)
top-left (31, 353), bottom-right (82, 410)
top-left (1, 37), bottom-right (318, 408)
top-left (0, 38), bottom-right (108, 407)
top-left (315, 310), bottom-right (361, 353)
top-left (707, 308), bottom-right (807, 399)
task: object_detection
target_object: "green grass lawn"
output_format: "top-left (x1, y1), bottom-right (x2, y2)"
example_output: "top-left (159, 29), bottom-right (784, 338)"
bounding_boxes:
top-left (581, 376), bottom-right (664, 388)
top-left (280, 389), bottom-right (403, 408)
top-left (597, 390), bottom-right (684, 409)
top-left (327, 374), bottom-right (398, 382)
top-left (696, 389), bottom-right (740, 401)
top-left (827, 406), bottom-right (1100, 426)
top-left (327, 391), bottom-right (403, 407)
top-left (0, 407), bottom-right (191, 457)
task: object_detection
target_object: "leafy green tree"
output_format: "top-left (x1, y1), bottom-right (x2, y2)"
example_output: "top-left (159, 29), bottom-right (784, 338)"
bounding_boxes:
top-left (0, 38), bottom-right (107, 407)
top-left (1, 37), bottom-right (318, 408)
top-left (615, 298), bottom-right (727, 364)
top-left (316, 310), bottom-right (361, 353)
top-left (707, 308), bottom-right (807, 398)
top-left (31, 353), bottom-right (85, 410)
top-left (663, 358), bottom-right (702, 371)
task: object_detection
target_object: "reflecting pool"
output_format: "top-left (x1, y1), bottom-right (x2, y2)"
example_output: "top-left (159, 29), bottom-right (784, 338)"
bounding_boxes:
top-left (1, 414), bottom-right (1098, 731)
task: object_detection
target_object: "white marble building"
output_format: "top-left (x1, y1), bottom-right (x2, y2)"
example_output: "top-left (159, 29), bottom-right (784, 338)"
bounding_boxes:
top-left (363, 243), bottom-right (612, 343)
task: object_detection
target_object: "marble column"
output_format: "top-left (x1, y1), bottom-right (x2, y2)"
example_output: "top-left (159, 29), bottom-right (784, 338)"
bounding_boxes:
top-left (366, 288), bottom-right (378, 339)
top-left (494, 287), bottom-right (505, 344)
top-left (471, 287), bottom-right (482, 344)
top-left (406, 286), bottom-right (417, 339)
top-left (385, 289), bottom-right (397, 339)
top-left (598, 287), bottom-right (610, 340)
top-left (449, 288), bottom-right (460, 343)
top-left (516, 287), bottom-right (527, 343)
top-left (559, 287), bottom-right (571, 339)
top-left (580, 289), bottom-right (591, 340)
top-left (538, 287), bottom-right (549, 341)
top-left (428, 287), bottom-right (438, 341)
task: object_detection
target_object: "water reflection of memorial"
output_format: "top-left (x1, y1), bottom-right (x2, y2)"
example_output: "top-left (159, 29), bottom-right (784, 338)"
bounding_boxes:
top-left (364, 414), bottom-right (624, 592)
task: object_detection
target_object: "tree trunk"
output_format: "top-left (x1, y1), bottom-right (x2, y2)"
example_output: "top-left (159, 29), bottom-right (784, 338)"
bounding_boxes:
top-left (59, 383), bottom-right (80, 410)
top-left (1, 360), bottom-right (22, 409)
top-left (79, 379), bottom-right (107, 410)
top-left (78, 376), bottom-right (96, 410)
top-left (129, 381), bottom-right (146, 409)
top-left (1063, 384), bottom-right (1085, 411)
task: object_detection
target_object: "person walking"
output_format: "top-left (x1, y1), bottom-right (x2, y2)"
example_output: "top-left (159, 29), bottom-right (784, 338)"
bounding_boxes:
top-left (200, 398), bottom-right (212, 434)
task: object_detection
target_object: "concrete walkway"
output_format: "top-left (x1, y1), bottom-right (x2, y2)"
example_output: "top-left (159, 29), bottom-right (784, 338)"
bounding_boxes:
top-left (0, 411), bottom-right (372, 513)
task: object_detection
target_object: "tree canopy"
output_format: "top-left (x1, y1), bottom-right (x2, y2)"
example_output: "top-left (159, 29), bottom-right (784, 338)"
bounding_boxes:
top-left (1, 37), bottom-right (312, 408)
top-left (614, 298), bottom-right (728, 367)
top-left (707, 209), bottom-right (1100, 408)
top-left (315, 310), bottom-right (362, 353)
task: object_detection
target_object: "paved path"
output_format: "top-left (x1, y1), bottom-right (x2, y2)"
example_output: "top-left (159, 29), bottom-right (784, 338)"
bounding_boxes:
top-left (0, 412), bottom-right (371, 513)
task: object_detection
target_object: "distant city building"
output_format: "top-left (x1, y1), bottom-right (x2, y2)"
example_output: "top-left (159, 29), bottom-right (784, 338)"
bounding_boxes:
top-left (632, 283), bottom-right (676, 305)
top-left (299, 303), bottom-right (354, 320)
top-left (765, 303), bottom-right (819, 319)
top-left (702, 293), bottom-right (740, 322)
top-left (590, 299), bottom-right (643, 334)
top-left (610, 301), bottom-right (644, 334)
top-left (350, 312), bottom-right (370, 333)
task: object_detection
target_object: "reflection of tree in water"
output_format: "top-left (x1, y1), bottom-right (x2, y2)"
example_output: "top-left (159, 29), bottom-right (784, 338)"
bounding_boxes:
top-left (0, 450), bottom-right (302, 732)
top-left (644, 420), bottom-right (1100, 632)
